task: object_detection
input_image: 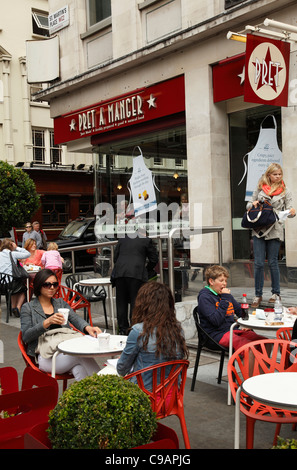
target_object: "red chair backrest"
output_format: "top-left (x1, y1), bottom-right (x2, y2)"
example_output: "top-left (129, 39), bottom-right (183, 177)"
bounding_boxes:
top-left (54, 284), bottom-right (92, 325)
top-left (17, 332), bottom-right (40, 371)
top-left (124, 360), bottom-right (189, 419)
top-left (276, 327), bottom-right (293, 341)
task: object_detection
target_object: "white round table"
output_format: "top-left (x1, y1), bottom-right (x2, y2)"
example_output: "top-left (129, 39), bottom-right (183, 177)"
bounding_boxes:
top-left (235, 372), bottom-right (297, 448)
top-left (51, 334), bottom-right (127, 378)
top-left (74, 278), bottom-right (116, 334)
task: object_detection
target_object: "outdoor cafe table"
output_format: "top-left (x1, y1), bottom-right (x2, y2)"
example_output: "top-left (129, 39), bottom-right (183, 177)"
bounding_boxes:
top-left (73, 278), bottom-right (116, 334)
top-left (234, 372), bottom-right (297, 448)
top-left (227, 313), bottom-right (295, 405)
top-left (51, 334), bottom-right (127, 378)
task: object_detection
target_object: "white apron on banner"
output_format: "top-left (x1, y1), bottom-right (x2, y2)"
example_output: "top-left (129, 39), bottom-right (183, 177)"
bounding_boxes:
top-left (128, 147), bottom-right (158, 217)
top-left (238, 115), bottom-right (282, 201)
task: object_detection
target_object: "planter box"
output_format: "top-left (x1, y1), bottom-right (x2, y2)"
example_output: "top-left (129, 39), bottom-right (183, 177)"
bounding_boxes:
top-left (24, 421), bottom-right (179, 449)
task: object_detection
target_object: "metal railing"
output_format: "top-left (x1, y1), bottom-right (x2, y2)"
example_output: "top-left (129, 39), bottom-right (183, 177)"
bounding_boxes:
top-left (59, 225), bottom-right (224, 296)
top-left (167, 226), bottom-right (224, 295)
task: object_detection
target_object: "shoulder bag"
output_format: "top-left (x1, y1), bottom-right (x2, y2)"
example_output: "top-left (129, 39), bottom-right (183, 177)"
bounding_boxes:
top-left (9, 252), bottom-right (29, 280)
top-left (241, 200), bottom-right (278, 230)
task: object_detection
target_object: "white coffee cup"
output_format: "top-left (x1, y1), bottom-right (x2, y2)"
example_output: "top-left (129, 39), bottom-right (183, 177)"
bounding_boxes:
top-left (58, 308), bottom-right (70, 325)
top-left (98, 332), bottom-right (110, 350)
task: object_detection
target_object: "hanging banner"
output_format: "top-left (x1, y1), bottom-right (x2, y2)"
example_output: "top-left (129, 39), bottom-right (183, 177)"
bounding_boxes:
top-left (212, 52), bottom-right (245, 103)
top-left (238, 115), bottom-right (282, 201)
top-left (244, 34), bottom-right (290, 106)
top-left (128, 147), bottom-right (158, 217)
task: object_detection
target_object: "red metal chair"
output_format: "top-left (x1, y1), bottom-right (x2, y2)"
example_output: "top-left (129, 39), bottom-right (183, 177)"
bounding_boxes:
top-left (0, 385), bottom-right (57, 448)
top-left (55, 284), bottom-right (93, 326)
top-left (124, 360), bottom-right (190, 449)
top-left (276, 326), bottom-right (293, 341)
top-left (17, 331), bottom-right (74, 392)
top-left (228, 339), bottom-right (297, 449)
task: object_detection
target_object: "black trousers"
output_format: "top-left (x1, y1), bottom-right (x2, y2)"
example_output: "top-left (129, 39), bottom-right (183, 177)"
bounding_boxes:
top-left (115, 277), bottom-right (143, 333)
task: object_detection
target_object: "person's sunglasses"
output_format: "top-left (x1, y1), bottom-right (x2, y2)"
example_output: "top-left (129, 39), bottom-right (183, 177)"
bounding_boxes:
top-left (42, 282), bottom-right (59, 289)
top-left (26, 225), bottom-right (32, 228)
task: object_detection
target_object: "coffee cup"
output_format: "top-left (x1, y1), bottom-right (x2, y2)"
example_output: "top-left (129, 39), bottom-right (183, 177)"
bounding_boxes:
top-left (58, 308), bottom-right (69, 325)
top-left (98, 332), bottom-right (110, 350)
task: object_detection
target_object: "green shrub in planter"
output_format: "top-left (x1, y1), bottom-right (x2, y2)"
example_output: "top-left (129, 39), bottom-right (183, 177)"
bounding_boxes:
top-left (273, 437), bottom-right (297, 449)
top-left (47, 374), bottom-right (157, 449)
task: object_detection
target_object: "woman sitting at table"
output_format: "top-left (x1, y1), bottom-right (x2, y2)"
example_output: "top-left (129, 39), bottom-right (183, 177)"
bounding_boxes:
top-left (116, 282), bottom-right (188, 389)
top-left (0, 238), bottom-right (30, 317)
top-left (23, 238), bottom-right (45, 267)
top-left (20, 269), bottom-right (101, 381)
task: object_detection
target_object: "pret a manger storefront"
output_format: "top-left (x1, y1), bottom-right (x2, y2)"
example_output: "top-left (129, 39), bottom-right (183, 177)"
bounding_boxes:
top-left (48, 28), bottom-right (297, 289)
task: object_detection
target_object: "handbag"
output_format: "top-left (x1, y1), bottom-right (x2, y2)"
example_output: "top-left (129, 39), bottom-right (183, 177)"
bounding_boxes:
top-left (9, 252), bottom-right (29, 280)
top-left (35, 327), bottom-right (83, 359)
top-left (241, 200), bottom-right (278, 229)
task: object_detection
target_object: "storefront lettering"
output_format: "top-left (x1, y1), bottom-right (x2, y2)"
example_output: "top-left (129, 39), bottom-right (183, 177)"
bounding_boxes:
top-left (78, 110), bottom-right (96, 131)
top-left (254, 58), bottom-right (281, 87)
top-left (77, 95), bottom-right (143, 132)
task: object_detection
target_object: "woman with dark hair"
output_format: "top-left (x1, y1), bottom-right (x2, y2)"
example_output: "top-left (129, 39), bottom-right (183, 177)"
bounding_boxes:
top-left (116, 282), bottom-right (188, 388)
top-left (20, 269), bottom-right (101, 381)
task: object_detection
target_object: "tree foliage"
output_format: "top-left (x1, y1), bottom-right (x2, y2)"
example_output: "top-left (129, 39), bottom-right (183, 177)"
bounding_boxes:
top-left (0, 160), bottom-right (40, 233)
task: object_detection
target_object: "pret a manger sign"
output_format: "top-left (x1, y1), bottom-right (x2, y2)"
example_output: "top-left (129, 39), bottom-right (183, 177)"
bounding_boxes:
top-left (244, 34), bottom-right (290, 106)
top-left (54, 76), bottom-right (185, 144)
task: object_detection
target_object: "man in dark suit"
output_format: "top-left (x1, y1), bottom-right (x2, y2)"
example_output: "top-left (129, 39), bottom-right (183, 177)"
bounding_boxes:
top-left (112, 232), bottom-right (158, 334)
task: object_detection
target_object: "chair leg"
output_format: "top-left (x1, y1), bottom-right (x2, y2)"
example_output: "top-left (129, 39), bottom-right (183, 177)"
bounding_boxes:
top-left (217, 351), bottom-right (225, 384)
top-left (246, 416), bottom-right (256, 449)
top-left (274, 423), bottom-right (282, 446)
top-left (102, 300), bottom-right (108, 330)
top-left (178, 411), bottom-right (191, 449)
top-left (191, 346), bottom-right (202, 391)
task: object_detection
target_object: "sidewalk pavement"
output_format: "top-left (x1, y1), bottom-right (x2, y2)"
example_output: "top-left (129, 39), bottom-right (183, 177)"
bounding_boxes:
top-left (1, 280), bottom-right (297, 450)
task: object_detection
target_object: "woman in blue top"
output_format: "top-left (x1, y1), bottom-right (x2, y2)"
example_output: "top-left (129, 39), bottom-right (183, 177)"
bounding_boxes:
top-left (117, 282), bottom-right (188, 390)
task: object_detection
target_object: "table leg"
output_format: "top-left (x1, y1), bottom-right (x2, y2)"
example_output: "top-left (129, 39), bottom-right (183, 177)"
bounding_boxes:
top-left (108, 284), bottom-right (116, 334)
top-left (234, 385), bottom-right (242, 449)
top-left (228, 322), bottom-right (238, 405)
top-left (51, 351), bottom-right (60, 378)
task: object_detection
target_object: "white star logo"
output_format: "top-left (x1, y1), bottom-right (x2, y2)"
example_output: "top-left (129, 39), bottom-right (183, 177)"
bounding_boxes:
top-left (147, 94), bottom-right (156, 108)
top-left (69, 119), bottom-right (76, 131)
top-left (238, 66), bottom-right (245, 85)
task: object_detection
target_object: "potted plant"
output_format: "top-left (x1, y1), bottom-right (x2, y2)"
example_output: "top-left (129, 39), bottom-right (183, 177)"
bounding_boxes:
top-left (47, 374), bottom-right (158, 449)
top-left (273, 437), bottom-right (297, 449)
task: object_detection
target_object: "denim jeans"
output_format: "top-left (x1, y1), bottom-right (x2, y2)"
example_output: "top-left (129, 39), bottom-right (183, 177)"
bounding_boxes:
top-left (253, 236), bottom-right (281, 297)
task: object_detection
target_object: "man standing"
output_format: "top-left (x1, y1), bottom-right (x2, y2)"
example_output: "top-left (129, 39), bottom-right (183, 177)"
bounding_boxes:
top-left (112, 231), bottom-right (158, 334)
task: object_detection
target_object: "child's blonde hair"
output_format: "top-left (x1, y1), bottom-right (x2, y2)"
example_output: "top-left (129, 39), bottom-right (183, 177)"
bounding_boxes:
top-left (47, 242), bottom-right (58, 251)
top-left (205, 265), bottom-right (229, 285)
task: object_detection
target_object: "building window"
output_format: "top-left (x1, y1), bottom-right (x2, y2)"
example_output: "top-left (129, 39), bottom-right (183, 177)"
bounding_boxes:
top-left (79, 198), bottom-right (94, 217)
top-left (42, 198), bottom-right (69, 225)
top-left (32, 129), bottom-right (45, 164)
top-left (88, 0), bottom-right (111, 27)
top-left (225, 0), bottom-right (250, 8)
top-left (32, 10), bottom-right (49, 37)
top-left (50, 131), bottom-right (62, 165)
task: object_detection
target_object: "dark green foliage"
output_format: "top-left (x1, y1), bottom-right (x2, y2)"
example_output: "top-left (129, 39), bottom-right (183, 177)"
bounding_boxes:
top-left (0, 161), bottom-right (40, 233)
top-left (47, 374), bottom-right (157, 449)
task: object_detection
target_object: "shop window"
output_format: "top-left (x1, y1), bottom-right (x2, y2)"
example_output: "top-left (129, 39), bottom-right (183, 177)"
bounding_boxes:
top-left (88, 0), bottom-right (111, 27)
top-left (32, 10), bottom-right (49, 37)
top-left (229, 106), bottom-right (281, 260)
top-left (42, 199), bottom-right (69, 225)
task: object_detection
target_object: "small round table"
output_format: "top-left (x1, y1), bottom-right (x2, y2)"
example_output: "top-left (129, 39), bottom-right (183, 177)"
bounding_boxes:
top-left (74, 278), bottom-right (116, 334)
top-left (51, 334), bottom-right (127, 378)
top-left (235, 372), bottom-right (297, 448)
